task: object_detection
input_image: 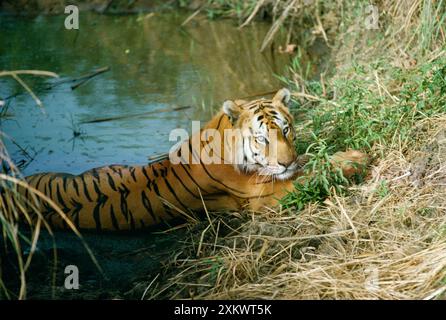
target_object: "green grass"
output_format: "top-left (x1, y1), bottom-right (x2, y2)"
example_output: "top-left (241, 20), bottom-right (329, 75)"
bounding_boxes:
top-left (279, 51), bottom-right (446, 210)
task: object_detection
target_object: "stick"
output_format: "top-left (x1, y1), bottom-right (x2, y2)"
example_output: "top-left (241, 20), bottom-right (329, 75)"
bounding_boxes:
top-left (71, 66), bottom-right (110, 90)
top-left (181, 8), bottom-right (202, 27)
top-left (0, 70), bottom-right (58, 78)
top-left (1, 68), bottom-right (104, 94)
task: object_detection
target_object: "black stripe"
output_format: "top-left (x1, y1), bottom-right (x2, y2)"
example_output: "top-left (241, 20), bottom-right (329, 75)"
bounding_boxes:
top-left (93, 192), bottom-right (108, 232)
top-left (127, 209), bottom-right (136, 230)
top-left (215, 114), bottom-right (225, 131)
top-left (62, 176), bottom-right (69, 194)
top-left (199, 161), bottom-right (246, 195)
top-left (130, 167), bottom-right (137, 182)
top-left (110, 205), bottom-right (120, 230)
top-left (81, 176), bottom-right (93, 202)
top-left (179, 163), bottom-right (211, 194)
top-left (70, 199), bottom-right (82, 229)
top-left (163, 176), bottom-right (188, 211)
top-left (47, 176), bottom-right (53, 199)
top-left (44, 177), bottom-right (49, 196)
top-left (110, 166), bottom-right (123, 178)
top-left (247, 136), bottom-right (257, 156)
top-left (90, 168), bottom-right (100, 180)
top-left (152, 182), bottom-right (161, 197)
top-left (118, 184), bottom-right (134, 229)
top-left (141, 166), bottom-right (151, 181)
top-left (92, 177), bottom-right (101, 200)
top-left (119, 185), bottom-right (129, 223)
top-left (93, 203), bottom-right (102, 231)
top-left (106, 172), bottom-right (117, 191)
top-left (171, 167), bottom-right (200, 199)
top-left (55, 180), bottom-right (68, 209)
top-left (152, 182), bottom-right (175, 218)
top-left (141, 190), bottom-right (157, 223)
top-left (34, 174), bottom-right (45, 191)
top-left (72, 177), bottom-right (80, 197)
top-left (141, 166), bottom-right (153, 191)
top-left (152, 166), bottom-right (159, 177)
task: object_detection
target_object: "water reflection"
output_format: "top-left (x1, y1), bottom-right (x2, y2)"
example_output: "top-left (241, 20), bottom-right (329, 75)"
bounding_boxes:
top-left (0, 11), bottom-right (290, 175)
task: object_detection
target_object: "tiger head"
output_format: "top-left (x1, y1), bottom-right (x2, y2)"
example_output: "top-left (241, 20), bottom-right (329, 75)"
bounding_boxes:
top-left (222, 88), bottom-right (299, 180)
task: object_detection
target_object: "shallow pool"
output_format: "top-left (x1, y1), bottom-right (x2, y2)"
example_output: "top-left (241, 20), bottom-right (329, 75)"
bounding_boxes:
top-left (0, 11), bottom-right (289, 175)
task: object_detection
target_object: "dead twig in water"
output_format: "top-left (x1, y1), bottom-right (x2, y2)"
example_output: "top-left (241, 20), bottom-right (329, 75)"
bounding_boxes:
top-left (97, 0), bottom-right (114, 14)
top-left (4, 67), bottom-right (110, 101)
top-left (148, 153), bottom-right (169, 162)
top-left (0, 70), bottom-right (59, 111)
top-left (71, 66), bottom-right (110, 90)
top-left (260, 0), bottom-right (297, 52)
top-left (79, 105), bottom-right (191, 124)
top-left (181, 8), bottom-right (202, 27)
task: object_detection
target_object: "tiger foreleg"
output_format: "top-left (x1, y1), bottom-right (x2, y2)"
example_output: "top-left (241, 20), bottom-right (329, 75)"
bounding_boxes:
top-left (329, 150), bottom-right (369, 179)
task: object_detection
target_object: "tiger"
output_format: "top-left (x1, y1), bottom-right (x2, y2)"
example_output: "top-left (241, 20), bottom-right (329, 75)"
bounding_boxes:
top-left (16, 88), bottom-right (368, 232)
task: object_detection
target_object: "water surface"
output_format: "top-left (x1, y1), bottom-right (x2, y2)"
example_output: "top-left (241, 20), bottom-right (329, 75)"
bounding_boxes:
top-left (0, 11), bottom-right (289, 175)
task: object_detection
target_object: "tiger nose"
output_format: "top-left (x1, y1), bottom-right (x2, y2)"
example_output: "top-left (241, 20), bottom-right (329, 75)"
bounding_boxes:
top-left (278, 160), bottom-right (293, 168)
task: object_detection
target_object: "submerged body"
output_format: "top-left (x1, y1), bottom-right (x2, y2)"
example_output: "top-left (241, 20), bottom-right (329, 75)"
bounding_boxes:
top-left (19, 89), bottom-right (368, 231)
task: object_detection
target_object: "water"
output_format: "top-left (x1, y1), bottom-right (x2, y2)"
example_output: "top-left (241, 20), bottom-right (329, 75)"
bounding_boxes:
top-left (0, 11), bottom-right (290, 176)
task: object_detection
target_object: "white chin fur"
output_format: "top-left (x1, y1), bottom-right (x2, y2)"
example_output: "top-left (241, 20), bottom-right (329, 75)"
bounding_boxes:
top-left (261, 162), bottom-right (299, 180)
top-left (273, 169), bottom-right (296, 180)
top-left (237, 160), bottom-right (299, 180)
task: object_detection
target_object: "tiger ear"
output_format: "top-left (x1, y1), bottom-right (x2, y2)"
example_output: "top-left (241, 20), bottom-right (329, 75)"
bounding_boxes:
top-left (272, 88), bottom-right (291, 105)
top-left (223, 100), bottom-right (242, 123)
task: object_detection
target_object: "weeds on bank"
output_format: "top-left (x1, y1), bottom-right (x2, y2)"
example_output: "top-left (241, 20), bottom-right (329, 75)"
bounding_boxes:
top-left (0, 70), bottom-right (57, 299)
top-left (279, 55), bottom-right (446, 210)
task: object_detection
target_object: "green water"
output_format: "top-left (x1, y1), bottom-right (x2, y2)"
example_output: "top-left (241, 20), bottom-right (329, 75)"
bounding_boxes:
top-left (0, 11), bottom-right (289, 175)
